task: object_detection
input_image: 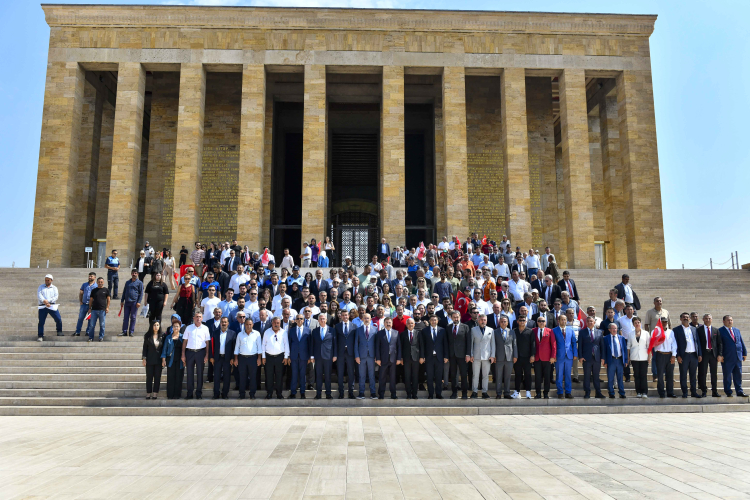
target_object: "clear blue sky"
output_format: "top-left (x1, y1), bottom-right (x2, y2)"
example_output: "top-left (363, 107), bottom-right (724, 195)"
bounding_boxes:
top-left (1, 0), bottom-right (748, 269)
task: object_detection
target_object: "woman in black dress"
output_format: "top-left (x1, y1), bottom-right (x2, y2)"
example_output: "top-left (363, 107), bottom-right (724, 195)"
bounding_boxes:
top-left (142, 320), bottom-right (165, 399)
top-left (160, 314), bottom-right (185, 399)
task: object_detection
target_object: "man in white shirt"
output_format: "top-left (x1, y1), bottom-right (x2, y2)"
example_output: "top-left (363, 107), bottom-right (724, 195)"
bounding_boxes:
top-left (37, 274), bottom-right (62, 341)
top-left (541, 247), bottom-right (555, 272)
top-left (653, 321), bottom-right (678, 398)
top-left (234, 319), bottom-right (262, 399)
top-left (200, 285), bottom-right (222, 318)
top-left (437, 237), bottom-right (449, 252)
top-left (262, 317), bottom-right (290, 399)
top-left (274, 297), bottom-right (297, 319)
top-left (471, 288), bottom-right (491, 316)
top-left (508, 271), bottom-right (529, 303)
top-left (280, 248), bottom-right (295, 271)
top-left (618, 305), bottom-right (636, 383)
top-left (300, 242), bottom-right (312, 268)
top-left (272, 283), bottom-right (289, 313)
top-left (416, 288), bottom-right (430, 308)
top-left (586, 306), bottom-right (602, 328)
top-left (229, 265), bottom-right (249, 295)
top-left (181, 311), bottom-right (211, 399)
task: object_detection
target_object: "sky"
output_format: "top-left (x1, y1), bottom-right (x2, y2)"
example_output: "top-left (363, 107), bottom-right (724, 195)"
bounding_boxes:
top-left (1, 0), bottom-right (748, 269)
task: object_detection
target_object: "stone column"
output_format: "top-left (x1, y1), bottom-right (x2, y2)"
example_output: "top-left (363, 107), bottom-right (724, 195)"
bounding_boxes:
top-left (30, 61), bottom-right (85, 267)
top-left (599, 93), bottom-right (628, 269)
top-left (434, 100), bottom-right (447, 238)
top-left (301, 64), bottom-right (327, 245)
top-left (501, 67), bottom-right (532, 251)
top-left (442, 66), bottom-right (469, 239)
top-left (617, 70), bottom-right (666, 269)
top-left (105, 62), bottom-right (146, 266)
top-left (93, 101), bottom-right (115, 241)
top-left (237, 64), bottom-right (266, 250)
top-left (381, 66), bottom-right (406, 245)
top-left (170, 63), bottom-right (206, 254)
top-left (558, 68), bottom-right (595, 268)
top-left (262, 94), bottom-right (274, 248)
top-left (72, 79), bottom-right (104, 266)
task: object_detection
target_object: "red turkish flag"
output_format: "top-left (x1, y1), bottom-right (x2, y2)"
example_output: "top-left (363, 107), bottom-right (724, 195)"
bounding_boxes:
top-left (577, 307), bottom-right (586, 327)
top-left (648, 318), bottom-right (666, 352)
top-left (481, 234), bottom-right (487, 246)
top-left (454, 291), bottom-right (470, 322)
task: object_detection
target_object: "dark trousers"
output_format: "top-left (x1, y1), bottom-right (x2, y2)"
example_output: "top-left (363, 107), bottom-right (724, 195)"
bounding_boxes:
top-left (449, 356), bottom-right (469, 396)
top-left (698, 352), bottom-right (719, 394)
top-left (306, 360), bottom-right (316, 387)
top-left (534, 360), bottom-right (552, 395)
top-left (145, 363), bottom-right (162, 393)
top-left (38, 308), bottom-right (62, 337)
top-left (238, 355), bottom-right (258, 397)
top-left (655, 351), bottom-right (675, 397)
top-left (632, 360), bottom-right (649, 395)
top-left (722, 360), bottom-right (743, 396)
top-left (514, 358), bottom-right (532, 392)
top-left (316, 358), bottom-right (334, 396)
top-left (185, 348), bottom-right (206, 397)
top-left (337, 354), bottom-right (356, 396)
top-left (148, 303), bottom-right (164, 324)
top-left (108, 272), bottom-right (119, 299)
top-left (403, 358), bottom-right (420, 397)
top-left (679, 352), bottom-right (699, 396)
top-left (265, 354), bottom-right (284, 397)
top-left (425, 357), bottom-right (444, 397)
top-left (122, 302), bottom-right (138, 334)
top-left (623, 361), bottom-right (631, 381)
top-left (378, 359), bottom-right (397, 398)
top-left (582, 359), bottom-right (601, 396)
top-left (213, 354), bottom-right (232, 397)
top-left (207, 359), bottom-right (214, 383)
top-left (290, 357), bottom-right (308, 395)
top-left (607, 357), bottom-right (625, 396)
top-left (165, 361), bottom-right (183, 399)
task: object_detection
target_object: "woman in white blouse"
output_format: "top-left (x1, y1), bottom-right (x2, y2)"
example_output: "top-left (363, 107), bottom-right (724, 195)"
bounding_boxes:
top-left (625, 316), bottom-right (651, 398)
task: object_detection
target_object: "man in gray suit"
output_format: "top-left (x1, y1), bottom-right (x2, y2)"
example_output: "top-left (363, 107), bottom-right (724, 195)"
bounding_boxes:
top-left (446, 310), bottom-right (471, 399)
top-left (302, 307), bottom-right (319, 391)
top-left (493, 315), bottom-right (517, 399)
top-left (469, 314), bottom-right (495, 399)
top-left (312, 313), bottom-right (336, 399)
top-left (354, 313), bottom-right (378, 399)
top-left (375, 317), bottom-right (402, 399)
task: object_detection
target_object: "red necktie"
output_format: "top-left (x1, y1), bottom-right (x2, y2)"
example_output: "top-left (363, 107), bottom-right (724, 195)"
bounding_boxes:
top-left (409, 331), bottom-right (413, 342)
top-left (590, 329), bottom-right (594, 342)
top-left (453, 325), bottom-right (458, 337)
top-left (729, 328), bottom-right (736, 342)
top-left (707, 328), bottom-right (712, 349)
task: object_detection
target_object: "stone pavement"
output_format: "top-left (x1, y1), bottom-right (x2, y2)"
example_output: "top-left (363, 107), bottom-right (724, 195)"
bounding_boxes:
top-left (2, 414), bottom-right (749, 499)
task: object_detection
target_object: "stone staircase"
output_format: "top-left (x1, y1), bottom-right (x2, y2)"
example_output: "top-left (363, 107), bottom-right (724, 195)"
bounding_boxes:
top-left (0, 267), bottom-right (748, 415)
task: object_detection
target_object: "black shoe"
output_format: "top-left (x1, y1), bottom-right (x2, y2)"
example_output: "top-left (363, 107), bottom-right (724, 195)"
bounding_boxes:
top-left (406, 395), bottom-right (412, 400)
top-left (222, 395), bottom-right (228, 400)
top-left (496, 395), bottom-right (502, 399)
top-left (738, 392), bottom-right (748, 397)
top-left (307, 384), bottom-right (314, 390)
top-left (378, 396), bottom-right (384, 400)
top-left (701, 392), bottom-right (707, 398)
top-left (234, 386), bottom-right (240, 391)
top-left (482, 393), bottom-right (490, 399)
top-left (712, 392), bottom-right (721, 397)
top-left (338, 394), bottom-right (344, 399)
top-left (595, 393), bottom-right (606, 399)
top-left (185, 395), bottom-right (193, 400)
top-left (250, 395), bottom-right (256, 400)
top-left (427, 395), bottom-right (434, 399)
top-left (609, 394), bottom-right (615, 399)
top-left (72, 332), bottom-right (79, 336)
top-left (667, 394), bottom-right (677, 398)
top-left (470, 392), bottom-right (478, 399)
top-left (196, 395), bottom-right (202, 400)
top-left (118, 332), bottom-right (127, 337)
top-left (504, 394), bottom-right (512, 399)
top-left (461, 395), bottom-right (467, 400)
top-left (276, 395), bottom-right (284, 400)
top-left (727, 393), bottom-right (734, 397)
top-left (543, 394), bottom-right (549, 399)
top-left (391, 396), bottom-right (397, 400)
top-left (238, 395), bottom-right (246, 399)
top-left (99, 338), bottom-right (103, 342)
top-left (314, 395), bottom-right (321, 400)
top-left (625, 377), bottom-right (631, 383)
top-left (619, 394), bottom-right (626, 399)
top-left (565, 393), bottom-right (573, 399)
top-left (558, 394), bottom-right (564, 399)
top-left (300, 393), bottom-right (306, 399)
top-left (212, 395), bottom-right (220, 400)
top-left (572, 378), bottom-right (579, 383)
top-left (327, 395), bottom-right (333, 400)
top-left (534, 394), bottom-right (542, 399)
top-left (288, 394), bottom-right (297, 399)
top-left (691, 393), bottom-right (700, 398)
top-left (265, 395), bottom-right (272, 400)
top-left (681, 394), bottom-right (688, 399)
top-left (413, 395), bottom-right (419, 400)
top-left (584, 395), bottom-right (590, 399)
top-left (128, 333), bottom-right (133, 337)
top-left (451, 393), bottom-right (458, 399)
top-left (349, 393), bottom-right (355, 400)
top-left (436, 395), bottom-right (443, 399)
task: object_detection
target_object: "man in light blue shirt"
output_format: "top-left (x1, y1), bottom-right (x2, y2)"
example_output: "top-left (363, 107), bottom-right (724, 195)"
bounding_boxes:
top-left (219, 288), bottom-right (238, 319)
top-left (559, 292), bottom-right (578, 316)
top-left (74, 272), bottom-right (98, 336)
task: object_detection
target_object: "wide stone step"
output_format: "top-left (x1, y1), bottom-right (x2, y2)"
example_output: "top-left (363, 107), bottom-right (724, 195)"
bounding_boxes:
top-left (0, 353), bottom-right (138, 360)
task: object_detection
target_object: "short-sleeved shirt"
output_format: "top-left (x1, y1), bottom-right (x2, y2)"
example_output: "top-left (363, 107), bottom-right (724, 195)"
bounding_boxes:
top-left (645, 307), bottom-right (671, 331)
top-left (80, 282), bottom-right (97, 304)
top-left (145, 281), bottom-right (169, 306)
top-left (90, 287), bottom-right (110, 311)
top-left (183, 324), bottom-right (211, 349)
top-left (105, 256), bottom-right (119, 272)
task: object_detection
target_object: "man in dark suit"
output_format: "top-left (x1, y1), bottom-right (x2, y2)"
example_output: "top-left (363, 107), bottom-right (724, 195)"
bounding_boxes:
top-left (673, 312), bottom-right (702, 398)
top-left (335, 309), bottom-right (357, 399)
top-left (602, 323), bottom-right (628, 398)
top-left (541, 276), bottom-right (562, 309)
top-left (253, 310), bottom-right (273, 391)
top-left (211, 263), bottom-right (231, 300)
top-left (719, 315), bottom-right (747, 397)
top-left (312, 314), bottom-right (337, 399)
top-left (578, 316), bottom-right (605, 399)
top-left (493, 315), bottom-right (516, 399)
top-left (223, 250), bottom-right (239, 275)
top-left (510, 256), bottom-right (528, 277)
top-left (697, 313), bottom-right (723, 397)
top-left (446, 310), bottom-right (471, 399)
top-left (614, 274), bottom-right (640, 310)
top-left (532, 301), bottom-right (557, 330)
top-left (287, 313), bottom-right (312, 399)
top-left (208, 317), bottom-right (237, 400)
top-left (204, 307), bottom-right (223, 384)
top-left (309, 269), bottom-right (331, 303)
top-left (419, 314), bottom-right (449, 399)
top-left (557, 271), bottom-right (580, 302)
top-left (375, 317), bottom-right (401, 399)
top-left (378, 238), bottom-right (391, 262)
top-left (400, 318), bottom-right (421, 399)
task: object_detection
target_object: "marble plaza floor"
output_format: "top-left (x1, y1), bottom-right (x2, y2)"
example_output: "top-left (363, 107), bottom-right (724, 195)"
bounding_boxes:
top-left (2, 414), bottom-right (749, 500)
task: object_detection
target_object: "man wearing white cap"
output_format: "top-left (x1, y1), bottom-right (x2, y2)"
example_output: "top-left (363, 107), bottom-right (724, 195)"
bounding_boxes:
top-left (37, 274), bottom-right (62, 341)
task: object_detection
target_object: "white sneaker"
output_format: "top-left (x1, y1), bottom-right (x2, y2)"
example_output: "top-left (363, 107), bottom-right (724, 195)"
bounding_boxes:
top-left (37, 337), bottom-right (43, 342)
top-left (511, 392), bottom-right (520, 399)
top-left (642, 394), bottom-right (648, 399)
top-left (526, 391), bottom-right (531, 399)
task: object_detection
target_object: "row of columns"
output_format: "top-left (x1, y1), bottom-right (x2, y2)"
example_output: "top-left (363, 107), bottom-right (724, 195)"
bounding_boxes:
top-left (32, 61), bottom-right (663, 269)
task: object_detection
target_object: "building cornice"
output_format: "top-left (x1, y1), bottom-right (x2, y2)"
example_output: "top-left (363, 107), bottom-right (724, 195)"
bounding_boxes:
top-left (41, 5), bottom-right (656, 36)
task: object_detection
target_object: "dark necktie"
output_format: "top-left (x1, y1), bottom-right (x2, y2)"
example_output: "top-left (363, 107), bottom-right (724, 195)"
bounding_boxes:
top-left (453, 325), bottom-right (457, 337)
top-left (365, 326), bottom-right (369, 340)
top-left (409, 330), bottom-right (413, 342)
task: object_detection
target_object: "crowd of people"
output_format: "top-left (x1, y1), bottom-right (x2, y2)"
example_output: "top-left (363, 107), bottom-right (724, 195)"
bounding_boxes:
top-left (36, 234), bottom-right (746, 402)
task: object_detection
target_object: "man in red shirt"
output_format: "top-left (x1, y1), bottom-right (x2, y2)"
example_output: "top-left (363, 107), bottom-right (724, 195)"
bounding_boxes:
top-left (533, 316), bottom-right (556, 399)
top-left (392, 305), bottom-right (408, 333)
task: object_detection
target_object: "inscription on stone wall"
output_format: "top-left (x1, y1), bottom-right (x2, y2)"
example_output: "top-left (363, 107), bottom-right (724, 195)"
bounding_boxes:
top-left (467, 150), bottom-right (504, 239)
top-left (528, 152), bottom-right (543, 248)
top-left (161, 148), bottom-right (175, 247)
top-left (199, 145), bottom-right (239, 242)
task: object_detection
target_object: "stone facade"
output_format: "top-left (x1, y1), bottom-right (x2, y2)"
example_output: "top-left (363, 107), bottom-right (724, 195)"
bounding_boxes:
top-left (31, 5), bottom-right (666, 269)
